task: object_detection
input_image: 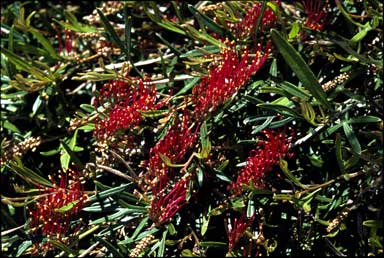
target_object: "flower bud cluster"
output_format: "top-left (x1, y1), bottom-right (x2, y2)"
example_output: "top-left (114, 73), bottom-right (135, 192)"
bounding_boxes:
top-left (0, 136), bottom-right (42, 166)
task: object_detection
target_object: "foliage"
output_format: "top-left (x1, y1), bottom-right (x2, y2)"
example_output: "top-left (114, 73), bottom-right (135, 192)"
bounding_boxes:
top-left (1, 1), bottom-right (383, 257)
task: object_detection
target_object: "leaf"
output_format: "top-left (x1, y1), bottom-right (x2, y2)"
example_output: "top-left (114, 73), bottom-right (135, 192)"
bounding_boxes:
top-left (16, 240), bottom-right (32, 257)
top-left (271, 29), bottom-right (331, 109)
top-left (8, 157), bottom-right (52, 187)
top-left (175, 77), bottom-right (200, 96)
top-left (342, 122), bottom-right (361, 155)
top-left (288, 21), bottom-right (301, 40)
top-left (279, 159), bottom-right (307, 189)
top-left (2, 120), bottom-right (21, 134)
top-left (54, 200), bottom-right (80, 213)
top-left (188, 5), bottom-right (228, 38)
top-left (335, 133), bottom-right (345, 173)
top-left (158, 229), bottom-right (168, 257)
top-left (90, 209), bottom-right (140, 225)
top-left (362, 220), bottom-right (383, 228)
top-left (348, 115), bottom-right (382, 124)
top-left (257, 103), bottom-right (300, 118)
top-left (97, 9), bottom-right (126, 54)
top-left (49, 240), bottom-right (76, 255)
top-left (278, 81), bottom-right (311, 101)
top-left (180, 45), bottom-right (220, 58)
top-left (201, 212), bottom-right (210, 236)
top-left (139, 109), bottom-right (168, 118)
top-left (199, 241), bottom-right (227, 247)
top-left (251, 116), bottom-right (274, 134)
top-left (199, 121), bottom-right (211, 159)
top-left (29, 29), bottom-right (61, 60)
top-left (144, 4), bottom-right (186, 35)
top-left (87, 183), bottom-right (132, 203)
top-left (183, 24), bottom-right (225, 48)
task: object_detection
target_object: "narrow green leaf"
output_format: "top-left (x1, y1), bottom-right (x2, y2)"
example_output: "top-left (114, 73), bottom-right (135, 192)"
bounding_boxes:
top-left (2, 120), bottom-right (21, 134)
top-left (257, 103), bottom-right (301, 118)
top-left (271, 29), bottom-right (331, 109)
top-left (29, 30), bottom-right (61, 60)
top-left (188, 5), bottom-right (228, 38)
top-left (87, 183), bottom-right (132, 203)
top-left (49, 240), bottom-right (76, 255)
top-left (288, 21), bottom-right (301, 40)
top-left (174, 77), bottom-right (200, 96)
top-left (363, 220), bottom-right (383, 228)
top-left (90, 209), bottom-right (139, 225)
top-left (16, 240), bottom-right (32, 257)
top-left (184, 24), bottom-right (225, 48)
top-left (251, 116), bottom-right (274, 134)
top-left (138, 109), bottom-right (168, 118)
top-left (97, 9), bottom-right (126, 53)
top-left (9, 157), bottom-right (52, 187)
top-left (348, 116), bottom-right (382, 124)
top-left (279, 159), bottom-right (307, 189)
top-left (199, 121), bottom-right (211, 158)
top-left (335, 133), bottom-right (345, 173)
top-left (60, 140), bottom-right (84, 171)
top-left (342, 122), bottom-right (361, 155)
top-left (158, 230), bottom-right (168, 257)
top-left (180, 45), bottom-right (220, 58)
top-left (199, 241), bottom-right (227, 247)
top-left (278, 81), bottom-right (311, 101)
top-left (54, 200), bottom-right (80, 213)
top-left (124, 5), bottom-right (132, 57)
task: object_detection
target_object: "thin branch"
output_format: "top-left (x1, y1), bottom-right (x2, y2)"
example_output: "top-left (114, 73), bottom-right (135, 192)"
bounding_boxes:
top-left (109, 150), bottom-right (139, 181)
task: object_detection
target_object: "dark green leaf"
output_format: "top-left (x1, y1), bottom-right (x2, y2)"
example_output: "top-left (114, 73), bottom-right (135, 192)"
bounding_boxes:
top-left (342, 122), bottom-right (361, 155)
top-left (271, 29), bottom-right (331, 109)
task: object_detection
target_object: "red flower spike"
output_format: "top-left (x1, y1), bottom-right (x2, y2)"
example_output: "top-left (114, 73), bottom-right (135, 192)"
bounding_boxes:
top-left (28, 168), bottom-right (86, 250)
top-left (146, 110), bottom-right (198, 182)
top-left (228, 129), bottom-right (293, 195)
top-left (192, 40), bottom-right (271, 121)
top-left (302, 0), bottom-right (328, 31)
top-left (226, 214), bottom-right (255, 252)
top-left (94, 78), bottom-right (161, 139)
top-left (149, 176), bottom-right (190, 226)
top-left (227, 1), bottom-right (280, 39)
top-left (145, 112), bottom-right (198, 226)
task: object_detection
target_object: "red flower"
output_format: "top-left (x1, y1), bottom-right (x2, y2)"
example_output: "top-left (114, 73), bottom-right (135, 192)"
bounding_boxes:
top-left (226, 214), bottom-right (255, 252)
top-left (27, 168), bottom-right (86, 251)
top-left (57, 29), bottom-right (75, 56)
top-left (94, 78), bottom-right (160, 139)
top-left (146, 109), bottom-right (198, 182)
top-left (227, 1), bottom-right (280, 39)
top-left (302, 0), bottom-right (328, 31)
top-left (145, 111), bottom-right (198, 226)
top-left (228, 129), bottom-right (293, 195)
top-left (149, 176), bottom-right (190, 226)
top-left (192, 40), bottom-right (270, 120)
